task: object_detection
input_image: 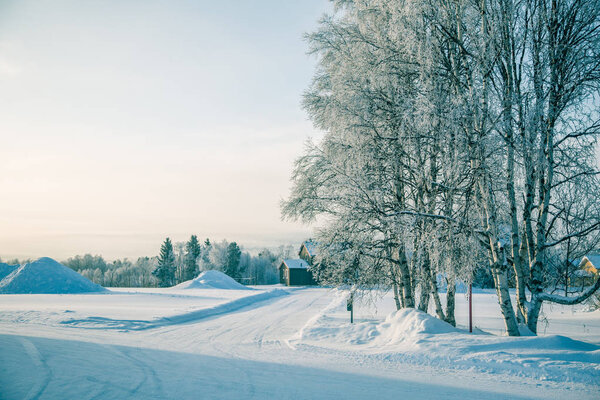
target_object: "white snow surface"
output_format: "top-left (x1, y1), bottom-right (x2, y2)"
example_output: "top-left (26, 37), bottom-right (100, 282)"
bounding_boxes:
top-left (173, 269), bottom-right (251, 290)
top-left (0, 257), bottom-right (106, 294)
top-left (0, 262), bottom-right (18, 281)
top-left (0, 286), bottom-right (599, 399)
top-left (294, 290), bottom-right (600, 386)
top-left (282, 259), bottom-right (309, 269)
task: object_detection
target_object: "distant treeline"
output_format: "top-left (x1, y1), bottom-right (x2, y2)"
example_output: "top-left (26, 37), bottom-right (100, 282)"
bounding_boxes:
top-left (1, 239), bottom-right (296, 288)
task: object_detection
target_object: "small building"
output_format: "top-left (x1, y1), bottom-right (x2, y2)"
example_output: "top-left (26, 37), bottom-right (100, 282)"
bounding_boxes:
top-left (299, 240), bottom-right (317, 264)
top-left (575, 255), bottom-right (600, 286)
top-left (279, 259), bottom-right (317, 286)
top-left (579, 255), bottom-right (600, 274)
top-left (278, 240), bottom-right (319, 286)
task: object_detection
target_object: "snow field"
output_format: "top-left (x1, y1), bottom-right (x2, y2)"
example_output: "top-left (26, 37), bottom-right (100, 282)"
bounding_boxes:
top-left (60, 289), bottom-right (288, 330)
top-left (0, 286), bottom-right (599, 399)
top-left (0, 267), bottom-right (277, 329)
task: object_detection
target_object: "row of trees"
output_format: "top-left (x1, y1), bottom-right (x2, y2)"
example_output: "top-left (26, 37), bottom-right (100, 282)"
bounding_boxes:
top-left (62, 239), bottom-right (294, 288)
top-left (63, 255), bottom-right (159, 287)
top-left (153, 236), bottom-right (244, 287)
top-left (283, 0), bottom-right (600, 335)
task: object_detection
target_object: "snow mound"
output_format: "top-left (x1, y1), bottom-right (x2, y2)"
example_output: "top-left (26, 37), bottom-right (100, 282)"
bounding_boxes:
top-left (0, 257), bottom-right (106, 294)
top-left (174, 270), bottom-right (251, 290)
top-left (382, 308), bottom-right (458, 337)
top-left (298, 298), bottom-right (458, 347)
top-left (0, 263), bottom-right (18, 281)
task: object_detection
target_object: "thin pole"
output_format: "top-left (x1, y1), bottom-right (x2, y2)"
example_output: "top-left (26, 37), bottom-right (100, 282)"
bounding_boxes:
top-left (348, 292), bottom-right (354, 324)
top-left (468, 283), bottom-right (473, 333)
top-left (351, 292), bottom-right (354, 324)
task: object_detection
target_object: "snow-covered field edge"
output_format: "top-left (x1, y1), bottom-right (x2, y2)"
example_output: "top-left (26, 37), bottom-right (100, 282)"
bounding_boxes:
top-left (59, 288), bottom-right (289, 331)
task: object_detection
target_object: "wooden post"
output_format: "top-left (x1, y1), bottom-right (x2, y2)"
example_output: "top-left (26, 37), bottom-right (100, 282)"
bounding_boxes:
top-left (347, 293), bottom-right (354, 324)
top-left (468, 283), bottom-right (473, 333)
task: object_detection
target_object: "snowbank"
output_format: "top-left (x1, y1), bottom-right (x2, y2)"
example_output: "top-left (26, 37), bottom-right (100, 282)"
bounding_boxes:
top-left (294, 291), bottom-right (600, 385)
top-left (382, 308), bottom-right (457, 337)
top-left (0, 257), bottom-right (106, 294)
top-left (299, 301), bottom-right (457, 346)
top-left (174, 270), bottom-right (251, 290)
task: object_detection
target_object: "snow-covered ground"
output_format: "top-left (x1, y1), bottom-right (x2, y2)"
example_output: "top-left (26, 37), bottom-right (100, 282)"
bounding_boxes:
top-left (1, 285), bottom-right (599, 399)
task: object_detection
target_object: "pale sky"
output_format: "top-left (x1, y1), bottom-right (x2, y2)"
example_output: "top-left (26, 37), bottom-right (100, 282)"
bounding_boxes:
top-left (0, 0), bottom-right (329, 260)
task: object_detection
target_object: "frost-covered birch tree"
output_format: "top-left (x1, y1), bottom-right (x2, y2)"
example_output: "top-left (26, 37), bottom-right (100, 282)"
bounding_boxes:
top-left (437, 0), bottom-right (600, 335)
top-left (283, 0), bottom-right (475, 325)
top-left (283, 0), bottom-right (600, 335)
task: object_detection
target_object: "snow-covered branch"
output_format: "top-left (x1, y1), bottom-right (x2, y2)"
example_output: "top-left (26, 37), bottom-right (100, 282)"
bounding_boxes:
top-left (538, 276), bottom-right (600, 305)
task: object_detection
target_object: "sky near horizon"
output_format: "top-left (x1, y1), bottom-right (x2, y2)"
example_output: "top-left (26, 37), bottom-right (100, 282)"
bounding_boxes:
top-left (0, 0), bottom-right (330, 260)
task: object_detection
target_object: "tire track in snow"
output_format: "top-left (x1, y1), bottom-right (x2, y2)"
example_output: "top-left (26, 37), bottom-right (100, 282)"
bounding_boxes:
top-left (87, 343), bottom-right (165, 400)
top-left (208, 328), bottom-right (258, 399)
top-left (282, 289), bottom-right (344, 350)
top-left (201, 295), bottom-right (301, 399)
top-left (119, 347), bottom-right (164, 398)
top-left (60, 289), bottom-right (288, 331)
top-left (205, 288), bottom-right (333, 355)
top-left (200, 291), bottom-right (322, 398)
top-left (19, 338), bottom-right (52, 400)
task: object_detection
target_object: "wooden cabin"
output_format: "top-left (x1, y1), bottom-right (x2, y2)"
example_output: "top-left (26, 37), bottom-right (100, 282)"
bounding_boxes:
top-left (574, 255), bottom-right (600, 286)
top-left (299, 240), bottom-right (317, 264)
top-left (279, 259), bottom-right (317, 286)
top-left (279, 240), bottom-right (319, 286)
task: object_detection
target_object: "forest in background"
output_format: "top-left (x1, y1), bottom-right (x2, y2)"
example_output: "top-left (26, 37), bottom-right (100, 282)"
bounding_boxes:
top-left (0, 238), bottom-right (297, 287)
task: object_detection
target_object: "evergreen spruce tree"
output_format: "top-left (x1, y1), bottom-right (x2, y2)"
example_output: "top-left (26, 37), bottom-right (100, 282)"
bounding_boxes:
top-left (184, 235), bottom-right (201, 281)
top-left (152, 237), bottom-right (176, 287)
top-left (224, 242), bottom-right (241, 279)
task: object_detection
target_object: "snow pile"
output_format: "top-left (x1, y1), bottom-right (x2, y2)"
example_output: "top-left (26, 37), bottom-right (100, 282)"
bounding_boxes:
top-left (375, 309), bottom-right (457, 344)
top-left (0, 262), bottom-right (18, 281)
top-left (299, 301), bottom-right (457, 346)
top-left (295, 292), bottom-right (600, 385)
top-left (0, 257), bottom-right (106, 294)
top-left (174, 270), bottom-right (251, 290)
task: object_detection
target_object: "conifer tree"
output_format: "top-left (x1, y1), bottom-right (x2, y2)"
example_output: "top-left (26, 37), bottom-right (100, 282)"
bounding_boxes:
top-left (184, 235), bottom-right (201, 281)
top-left (224, 242), bottom-right (241, 279)
top-left (153, 237), bottom-right (176, 287)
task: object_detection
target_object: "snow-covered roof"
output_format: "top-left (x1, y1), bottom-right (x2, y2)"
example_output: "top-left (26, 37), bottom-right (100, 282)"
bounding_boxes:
top-left (302, 240), bottom-right (318, 257)
top-left (281, 259), bottom-right (309, 269)
top-left (581, 254), bottom-right (600, 268)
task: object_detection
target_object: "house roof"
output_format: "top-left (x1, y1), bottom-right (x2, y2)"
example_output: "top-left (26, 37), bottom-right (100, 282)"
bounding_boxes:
top-left (301, 240), bottom-right (317, 257)
top-left (584, 254), bottom-right (600, 266)
top-left (580, 254), bottom-right (600, 273)
top-left (281, 259), bottom-right (309, 269)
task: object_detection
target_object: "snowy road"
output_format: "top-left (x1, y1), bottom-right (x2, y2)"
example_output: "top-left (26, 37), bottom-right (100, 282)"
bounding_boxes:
top-left (1, 288), bottom-right (598, 399)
